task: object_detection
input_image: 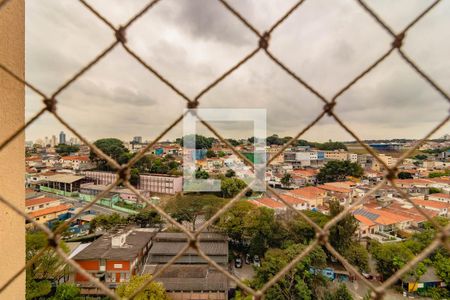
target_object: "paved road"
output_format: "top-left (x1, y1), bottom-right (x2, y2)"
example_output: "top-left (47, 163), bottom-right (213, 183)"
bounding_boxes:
top-left (344, 280), bottom-right (431, 300)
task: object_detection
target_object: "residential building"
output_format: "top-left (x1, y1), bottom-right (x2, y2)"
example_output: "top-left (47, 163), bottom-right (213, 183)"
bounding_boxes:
top-left (353, 206), bottom-right (412, 233)
top-left (428, 193), bottom-right (450, 203)
top-left (324, 150), bottom-right (348, 161)
top-left (60, 155), bottom-right (92, 170)
top-left (371, 154), bottom-right (397, 172)
top-left (412, 198), bottom-right (450, 217)
top-left (286, 186), bottom-right (327, 210)
top-left (26, 196), bottom-right (71, 226)
top-left (72, 228), bottom-right (155, 295)
top-left (248, 197), bottom-right (287, 213)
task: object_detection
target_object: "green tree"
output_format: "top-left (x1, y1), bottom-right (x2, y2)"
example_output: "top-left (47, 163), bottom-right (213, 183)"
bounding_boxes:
top-left (220, 177), bottom-right (247, 198)
top-left (317, 161), bottom-right (363, 183)
top-left (245, 207), bottom-right (283, 256)
top-left (433, 252), bottom-right (450, 286)
top-left (252, 244), bottom-right (327, 300)
top-left (26, 232), bottom-right (70, 299)
top-left (130, 168), bottom-right (140, 186)
top-left (315, 142), bottom-right (347, 151)
top-left (283, 211), bottom-right (330, 244)
top-left (165, 195), bottom-right (224, 231)
top-left (26, 278), bottom-right (52, 300)
top-left (281, 173), bottom-right (293, 187)
top-left (195, 167), bottom-right (209, 179)
top-left (90, 138), bottom-right (129, 170)
top-left (329, 201), bottom-right (358, 253)
top-left (116, 274), bottom-right (170, 300)
top-left (206, 149), bottom-right (217, 158)
top-left (429, 170), bottom-right (450, 178)
top-left (180, 135), bottom-right (216, 149)
top-left (55, 144), bottom-right (80, 156)
top-left (218, 150), bottom-right (226, 157)
top-left (216, 200), bottom-right (254, 243)
top-left (89, 213), bottom-right (127, 232)
top-left (49, 283), bottom-right (81, 300)
top-left (225, 169), bottom-right (236, 178)
top-left (369, 241), bottom-right (414, 279)
top-left (429, 187), bottom-right (443, 194)
top-left (227, 138), bottom-right (241, 146)
top-left (128, 210), bottom-right (163, 228)
top-left (323, 284), bottom-right (353, 300)
top-left (398, 172), bottom-right (413, 179)
top-left (343, 243), bottom-right (369, 273)
top-left (414, 154), bottom-right (427, 160)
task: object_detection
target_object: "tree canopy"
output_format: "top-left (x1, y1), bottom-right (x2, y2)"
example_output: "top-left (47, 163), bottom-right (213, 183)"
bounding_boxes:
top-left (398, 172), bottom-right (413, 179)
top-left (251, 243), bottom-right (327, 299)
top-left (317, 161), bottom-right (363, 183)
top-left (179, 135), bottom-right (217, 149)
top-left (55, 143), bottom-right (80, 156)
top-left (165, 194), bottom-right (225, 231)
top-left (90, 138), bottom-right (129, 170)
top-left (26, 231), bottom-right (70, 299)
top-left (116, 274), bottom-right (170, 300)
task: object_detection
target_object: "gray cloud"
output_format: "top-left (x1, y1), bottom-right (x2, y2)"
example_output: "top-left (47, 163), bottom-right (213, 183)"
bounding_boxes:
top-left (24, 0), bottom-right (450, 142)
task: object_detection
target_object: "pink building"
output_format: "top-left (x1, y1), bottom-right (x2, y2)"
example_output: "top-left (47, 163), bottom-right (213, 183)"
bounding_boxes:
top-left (139, 174), bottom-right (183, 194)
top-left (82, 171), bottom-right (116, 185)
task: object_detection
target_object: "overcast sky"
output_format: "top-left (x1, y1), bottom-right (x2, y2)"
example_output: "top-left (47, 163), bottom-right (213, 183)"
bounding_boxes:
top-left (24, 0), bottom-right (450, 143)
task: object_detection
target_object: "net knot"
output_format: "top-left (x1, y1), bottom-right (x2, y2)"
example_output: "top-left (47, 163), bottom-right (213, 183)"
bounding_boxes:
top-left (323, 102), bottom-right (336, 116)
top-left (392, 32), bottom-right (405, 48)
top-left (115, 26), bottom-right (127, 44)
top-left (189, 238), bottom-right (198, 249)
top-left (47, 235), bottom-right (59, 248)
top-left (259, 32), bottom-right (270, 50)
top-left (386, 167), bottom-right (398, 181)
top-left (43, 98), bottom-right (57, 113)
top-left (117, 166), bottom-right (131, 183)
top-left (316, 230), bottom-right (329, 245)
top-left (187, 100), bottom-right (199, 109)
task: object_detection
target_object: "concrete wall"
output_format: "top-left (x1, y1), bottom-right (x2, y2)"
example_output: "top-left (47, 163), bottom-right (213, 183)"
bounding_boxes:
top-left (0, 0), bottom-right (25, 298)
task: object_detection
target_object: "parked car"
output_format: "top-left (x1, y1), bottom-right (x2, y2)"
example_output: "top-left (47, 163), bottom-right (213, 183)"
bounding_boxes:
top-left (245, 253), bottom-right (252, 264)
top-left (253, 255), bottom-right (261, 267)
top-left (235, 257), bottom-right (242, 268)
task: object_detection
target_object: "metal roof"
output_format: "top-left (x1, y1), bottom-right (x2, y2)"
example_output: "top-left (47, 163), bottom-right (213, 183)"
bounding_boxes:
top-left (144, 265), bottom-right (228, 291)
top-left (45, 174), bottom-right (85, 184)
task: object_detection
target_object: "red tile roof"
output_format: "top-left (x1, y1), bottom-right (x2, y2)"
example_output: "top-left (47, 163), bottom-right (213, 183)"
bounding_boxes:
top-left (354, 214), bottom-right (376, 227)
top-left (28, 204), bottom-right (71, 218)
top-left (288, 186), bottom-right (325, 200)
top-left (392, 179), bottom-right (432, 185)
top-left (61, 155), bottom-right (89, 161)
top-left (26, 156), bottom-right (41, 161)
top-left (364, 207), bottom-right (412, 225)
top-left (292, 169), bottom-right (317, 177)
top-left (412, 199), bottom-right (450, 209)
top-left (252, 198), bottom-right (286, 209)
top-left (26, 197), bottom-right (57, 207)
top-left (429, 193), bottom-right (450, 199)
top-left (279, 194), bottom-right (306, 205)
top-left (317, 184), bottom-right (351, 194)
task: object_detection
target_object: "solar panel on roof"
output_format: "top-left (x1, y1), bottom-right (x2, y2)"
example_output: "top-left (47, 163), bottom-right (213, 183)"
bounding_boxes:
top-left (353, 209), bottom-right (379, 221)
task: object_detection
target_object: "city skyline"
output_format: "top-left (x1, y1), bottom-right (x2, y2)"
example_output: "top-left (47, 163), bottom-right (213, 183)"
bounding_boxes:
top-left (25, 0), bottom-right (450, 141)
